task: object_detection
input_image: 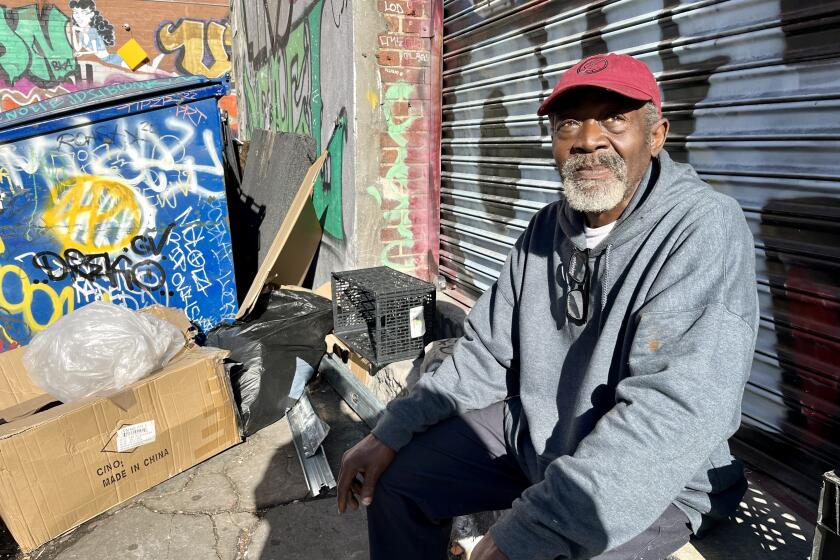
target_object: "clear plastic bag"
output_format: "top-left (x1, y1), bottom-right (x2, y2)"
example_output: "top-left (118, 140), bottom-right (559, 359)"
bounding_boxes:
top-left (23, 301), bottom-right (185, 403)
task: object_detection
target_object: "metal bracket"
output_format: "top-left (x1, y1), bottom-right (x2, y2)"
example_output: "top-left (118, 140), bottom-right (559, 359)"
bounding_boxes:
top-left (319, 353), bottom-right (385, 430)
top-left (287, 393), bottom-right (330, 457)
top-left (287, 393), bottom-right (336, 497)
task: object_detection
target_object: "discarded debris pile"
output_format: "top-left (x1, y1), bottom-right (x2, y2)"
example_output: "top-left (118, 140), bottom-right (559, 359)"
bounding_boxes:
top-left (0, 76), bottom-right (444, 556)
top-left (204, 288), bottom-right (333, 436)
top-left (0, 306), bottom-right (240, 553)
top-left (233, 131), bottom-right (327, 319)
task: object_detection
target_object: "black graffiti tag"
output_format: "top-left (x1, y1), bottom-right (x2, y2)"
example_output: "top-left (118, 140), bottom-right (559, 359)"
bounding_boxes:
top-left (32, 224), bottom-right (175, 292)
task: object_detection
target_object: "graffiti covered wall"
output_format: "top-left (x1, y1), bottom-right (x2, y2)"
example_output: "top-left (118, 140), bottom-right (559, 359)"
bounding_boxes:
top-left (232, 1), bottom-right (440, 283)
top-left (232, 0), bottom-right (355, 282)
top-left (0, 0), bottom-right (233, 115)
top-left (365, 0), bottom-right (440, 281)
top-left (0, 85), bottom-right (237, 349)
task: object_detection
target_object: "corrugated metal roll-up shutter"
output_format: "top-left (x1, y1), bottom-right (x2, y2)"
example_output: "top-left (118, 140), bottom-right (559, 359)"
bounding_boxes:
top-left (440, 0), bottom-right (840, 500)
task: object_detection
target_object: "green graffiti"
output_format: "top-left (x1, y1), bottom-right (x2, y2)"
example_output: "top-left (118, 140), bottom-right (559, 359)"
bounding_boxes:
top-left (244, 15), bottom-right (312, 135)
top-left (369, 81), bottom-right (418, 271)
top-left (366, 185), bottom-right (382, 205)
top-left (313, 113), bottom-right (346, 238)
top-left (298, 7), bottom-right (318, 138)
top-left (240, 0), bottom-right (345, 239)
top-left (0, 4), bottom-right (76, 87)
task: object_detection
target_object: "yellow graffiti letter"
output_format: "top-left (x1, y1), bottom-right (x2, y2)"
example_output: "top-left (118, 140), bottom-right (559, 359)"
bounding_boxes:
top-left (43, 175), bottom-right (142, 253)
top-left (157, 20), bottom-right (231, 78)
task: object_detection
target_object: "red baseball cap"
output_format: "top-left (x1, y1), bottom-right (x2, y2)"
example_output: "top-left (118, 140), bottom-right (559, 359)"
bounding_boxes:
top-left (537, 53), bottom-right (661, 116)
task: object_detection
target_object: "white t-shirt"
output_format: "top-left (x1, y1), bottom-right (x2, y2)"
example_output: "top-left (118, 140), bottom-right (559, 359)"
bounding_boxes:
top-left (584, 221), bottom-right (616, 250)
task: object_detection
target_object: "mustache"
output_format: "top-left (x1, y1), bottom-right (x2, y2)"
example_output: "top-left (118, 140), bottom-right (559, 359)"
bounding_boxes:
top-left (561, 152), bottom-right (627, 179)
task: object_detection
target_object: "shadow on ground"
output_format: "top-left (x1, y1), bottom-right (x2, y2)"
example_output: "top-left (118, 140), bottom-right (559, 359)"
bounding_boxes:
top-left (673, 480), bottom-right (814, 560)
top-left (1, 379), bottom-right (818, 560)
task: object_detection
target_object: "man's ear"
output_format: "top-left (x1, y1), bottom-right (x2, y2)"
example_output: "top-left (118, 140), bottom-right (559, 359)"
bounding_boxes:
top-left (650, 118), bottom-right (669, 156)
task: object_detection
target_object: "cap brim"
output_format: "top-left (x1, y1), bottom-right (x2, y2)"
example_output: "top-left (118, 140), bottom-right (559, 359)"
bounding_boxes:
top-left (537, 81), bottom-right (654, 116)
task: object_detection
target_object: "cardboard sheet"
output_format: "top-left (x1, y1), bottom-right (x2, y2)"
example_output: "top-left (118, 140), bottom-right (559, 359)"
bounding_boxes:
top-left (236, 150), bottom-right (329, 319)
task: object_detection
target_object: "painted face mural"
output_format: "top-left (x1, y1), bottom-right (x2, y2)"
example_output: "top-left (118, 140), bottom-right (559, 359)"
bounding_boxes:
top-left (69, 0), bottom-right (115, 55)
top-left (71, 6), bottom-right (95, 29)
top-left (68, 0), bottom-right (121, 65)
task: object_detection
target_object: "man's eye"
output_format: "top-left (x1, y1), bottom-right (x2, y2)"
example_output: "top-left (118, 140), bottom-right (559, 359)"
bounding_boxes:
top-left (604, 114), bottom-right (624, 122)
top-left (557, 119), bottom-right (579, 129)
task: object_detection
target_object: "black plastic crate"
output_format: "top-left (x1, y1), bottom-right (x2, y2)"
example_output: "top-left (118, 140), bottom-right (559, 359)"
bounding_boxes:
top-left (332, 266), bottom-right (435, 366)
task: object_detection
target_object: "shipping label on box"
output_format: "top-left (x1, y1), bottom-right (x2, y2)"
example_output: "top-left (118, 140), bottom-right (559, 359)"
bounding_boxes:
top-left (115, 420), bottom-right (157, 452)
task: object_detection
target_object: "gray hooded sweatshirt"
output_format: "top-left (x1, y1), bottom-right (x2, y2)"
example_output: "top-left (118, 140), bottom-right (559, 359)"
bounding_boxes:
top-left (372, 150), bottom-right (759, 560)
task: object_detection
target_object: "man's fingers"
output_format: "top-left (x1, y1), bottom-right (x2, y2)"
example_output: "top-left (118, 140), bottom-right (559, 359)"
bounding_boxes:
top-left (337, 486), bottom-right (347, 513)
top-left (336, 460), bottom-right (357, 513)
top-left (347, 491), bottom-right (359, 511)
top-left (359, 467), bottom-right (383, 506)
top-left (347, 477), bottom-right (364, 510)
top-left (336, 435), bottom-right (396, 512)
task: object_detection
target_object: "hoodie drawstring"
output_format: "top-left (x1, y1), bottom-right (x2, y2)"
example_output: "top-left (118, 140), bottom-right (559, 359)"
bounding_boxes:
top-left (599, 244), bottom-right (612, 331)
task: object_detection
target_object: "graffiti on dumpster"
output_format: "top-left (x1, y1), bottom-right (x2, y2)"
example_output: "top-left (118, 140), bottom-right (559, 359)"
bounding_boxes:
top-left (0, 76), bottom-right (199, 125)
top-left (0, 94), bottom-right (237, 348)
top-left (32, 222), bottom-right (174, 290)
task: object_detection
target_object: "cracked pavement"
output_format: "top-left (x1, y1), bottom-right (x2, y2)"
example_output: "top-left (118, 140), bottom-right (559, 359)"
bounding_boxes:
top-left (1, 379), bottom-right (370, 560)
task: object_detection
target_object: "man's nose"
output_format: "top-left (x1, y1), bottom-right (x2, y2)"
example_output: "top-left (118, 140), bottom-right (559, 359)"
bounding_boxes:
top-left (571, 119), bottom-right (609, 153)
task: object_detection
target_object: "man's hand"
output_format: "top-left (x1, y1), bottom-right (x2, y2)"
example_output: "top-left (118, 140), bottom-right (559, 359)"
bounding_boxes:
top-left (470, 535), bottom-right (509, 560)
top-left (337, 433), bottom-right (396, 513)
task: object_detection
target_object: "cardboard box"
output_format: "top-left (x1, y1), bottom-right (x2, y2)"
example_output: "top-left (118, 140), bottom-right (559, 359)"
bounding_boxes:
top-left (325, 333), bottom-right (376, 383)
top-left (0, 308), bottom-right (241, 552)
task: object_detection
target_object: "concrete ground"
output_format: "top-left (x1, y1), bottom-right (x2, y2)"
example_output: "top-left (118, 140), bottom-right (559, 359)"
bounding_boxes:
top-left (0, 375), bottom-right (818, 560)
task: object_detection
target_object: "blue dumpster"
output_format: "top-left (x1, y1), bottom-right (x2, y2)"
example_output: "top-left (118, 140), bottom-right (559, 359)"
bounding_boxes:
top-left (0, 76), bottom-right (238, 350)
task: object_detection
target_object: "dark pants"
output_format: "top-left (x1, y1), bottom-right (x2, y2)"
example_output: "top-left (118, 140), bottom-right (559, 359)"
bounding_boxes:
top-left (367, 401), bottom-right (691, 560)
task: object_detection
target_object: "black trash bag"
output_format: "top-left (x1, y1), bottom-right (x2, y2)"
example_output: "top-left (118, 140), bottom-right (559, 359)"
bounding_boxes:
top-left (204, 289), bottom-right (333, 436)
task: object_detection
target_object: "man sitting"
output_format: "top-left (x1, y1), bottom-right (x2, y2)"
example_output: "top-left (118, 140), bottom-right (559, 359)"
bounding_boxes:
top-left (338, 52), bottom-right (759, 560)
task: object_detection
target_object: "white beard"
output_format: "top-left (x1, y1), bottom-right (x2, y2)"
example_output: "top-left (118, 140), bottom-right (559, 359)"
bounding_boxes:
top-left (560, 154), bottom-right (630, 213)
